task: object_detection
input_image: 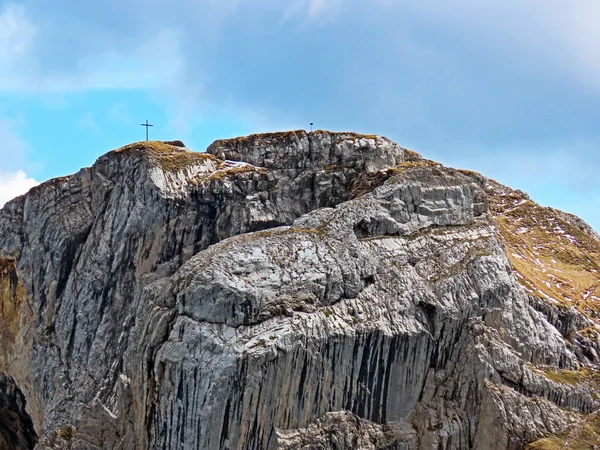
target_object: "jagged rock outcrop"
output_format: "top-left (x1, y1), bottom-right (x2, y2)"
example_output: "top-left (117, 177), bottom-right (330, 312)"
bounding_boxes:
top-left (0, 130), bottom-right (599, 450)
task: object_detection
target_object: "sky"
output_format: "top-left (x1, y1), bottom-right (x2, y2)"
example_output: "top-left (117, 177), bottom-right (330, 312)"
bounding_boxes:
top-left (2, 1), bottom-right (600, 230)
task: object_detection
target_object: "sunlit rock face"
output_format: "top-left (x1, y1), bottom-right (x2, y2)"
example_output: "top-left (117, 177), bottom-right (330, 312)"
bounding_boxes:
top-left (0, 130), bottom-right (599, 450)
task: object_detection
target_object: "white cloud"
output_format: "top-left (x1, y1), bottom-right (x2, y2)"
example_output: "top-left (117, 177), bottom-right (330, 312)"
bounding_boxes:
top-left (0, 170), bottom-right (37, 208)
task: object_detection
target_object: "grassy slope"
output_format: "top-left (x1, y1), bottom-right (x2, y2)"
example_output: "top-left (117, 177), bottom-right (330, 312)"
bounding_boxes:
top-left (489, 186), bottom-right (600, 321)
top-left (489, 184), bottom-right (600, 449)
top-left (526, 412), bottom-right (600, 450)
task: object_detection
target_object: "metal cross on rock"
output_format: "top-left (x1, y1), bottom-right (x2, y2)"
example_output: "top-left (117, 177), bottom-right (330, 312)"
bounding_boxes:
top-left (141, 120), bottom-right (153, 141)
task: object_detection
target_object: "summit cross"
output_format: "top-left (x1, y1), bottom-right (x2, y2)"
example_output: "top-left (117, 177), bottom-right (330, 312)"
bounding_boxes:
top-left (141, 120), bottom-right (153, 141)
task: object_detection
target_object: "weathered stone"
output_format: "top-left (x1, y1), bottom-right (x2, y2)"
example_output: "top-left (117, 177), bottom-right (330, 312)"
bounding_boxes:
top-left (0, 131), bottom-right (599, 450)
top-left (163, 140), bottom-right (186, 148)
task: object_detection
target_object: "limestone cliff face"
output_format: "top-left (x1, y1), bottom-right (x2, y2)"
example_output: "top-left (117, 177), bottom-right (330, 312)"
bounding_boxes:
top-left (0, 130), bottom-right (599, 450)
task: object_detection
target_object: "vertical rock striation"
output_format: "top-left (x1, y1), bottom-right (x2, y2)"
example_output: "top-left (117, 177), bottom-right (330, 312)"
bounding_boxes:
top-left (0, 130), bottom-right (598, 449)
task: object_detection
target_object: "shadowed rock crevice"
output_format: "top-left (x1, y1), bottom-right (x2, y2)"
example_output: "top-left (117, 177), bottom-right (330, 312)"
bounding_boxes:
top-left (0, 374), bottom-right (36, 450)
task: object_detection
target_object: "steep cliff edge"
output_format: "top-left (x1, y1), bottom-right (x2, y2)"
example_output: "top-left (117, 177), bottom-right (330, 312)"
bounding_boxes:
top-left (0, 130), bottom-right (598, 449)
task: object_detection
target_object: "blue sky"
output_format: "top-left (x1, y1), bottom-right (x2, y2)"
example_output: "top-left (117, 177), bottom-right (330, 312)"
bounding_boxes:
top-left (2, 1), bottom-right (600, 230)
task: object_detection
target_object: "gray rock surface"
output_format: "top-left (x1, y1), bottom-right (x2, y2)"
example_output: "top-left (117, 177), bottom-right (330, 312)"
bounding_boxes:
top-left (0, 130), bottom-right (598, 449)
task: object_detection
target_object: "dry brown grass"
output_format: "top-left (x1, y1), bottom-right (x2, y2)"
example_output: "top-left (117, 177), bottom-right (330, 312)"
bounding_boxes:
top-left (577, 326), bottom-right (599, 340)
top-left (530, 366), bottom-right (600, 386)
top-left (526, 411), bottom-right (600, 449)
top-left (209, 131), bottom-right (306, 152)
top-left (55, 426), bottom-right (74, 440)
top-left (114, 141), bottom-right (219, 173)
top-left (348, 159), bottom-right (446, 200)
top-left (334, 132), bottom-right (380, 144)
top-left (206, 165), bottom-right (264, 182)
top-left (403, 149), bottom-right (422, 161)
top-left (114, 140), bottom-right (183, 155)
top-left (456, 168), bottom-right (483, 178)
top-left (333, 131), bottom-right (380, 139)
top-left (388, 159), bottom-right (439, 174)
top-left (490, 190), bottom-right (600, 319)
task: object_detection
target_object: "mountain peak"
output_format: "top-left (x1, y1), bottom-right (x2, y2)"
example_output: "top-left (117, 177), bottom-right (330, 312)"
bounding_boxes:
top-left (1, 131), bottom-right (599, 450)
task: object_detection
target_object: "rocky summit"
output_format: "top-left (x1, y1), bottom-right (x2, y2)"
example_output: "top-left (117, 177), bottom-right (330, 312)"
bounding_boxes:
top-left (1, 130), bottom-right (599, 450)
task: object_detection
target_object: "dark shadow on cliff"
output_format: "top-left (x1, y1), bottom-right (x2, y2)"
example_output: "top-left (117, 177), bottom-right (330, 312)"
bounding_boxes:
top-left (0, 374), bottom-right (37, 450)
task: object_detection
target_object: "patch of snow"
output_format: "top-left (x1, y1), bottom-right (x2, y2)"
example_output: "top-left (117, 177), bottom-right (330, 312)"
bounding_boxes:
top-left (93, 398), bottom-right (117, 420)
top-left (119, 373), bottom-right (131, 384)
top-left (536, 290), bottom-right (559, 304)
top-left (533, 257), bottom-right (545, 268)
top-left (224, 160), bottom-right (255, 168)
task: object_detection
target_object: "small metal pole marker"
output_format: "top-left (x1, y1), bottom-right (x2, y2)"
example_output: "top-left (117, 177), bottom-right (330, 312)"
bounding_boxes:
top-left (310, 122), bottom-right (313, 132)
top-left (141, 120), bottom-right (154, 141)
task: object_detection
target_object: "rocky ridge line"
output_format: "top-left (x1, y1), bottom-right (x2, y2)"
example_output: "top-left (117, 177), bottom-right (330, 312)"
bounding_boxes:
top-left (0, 130), bottom-right (598, 449)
